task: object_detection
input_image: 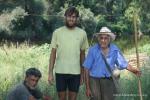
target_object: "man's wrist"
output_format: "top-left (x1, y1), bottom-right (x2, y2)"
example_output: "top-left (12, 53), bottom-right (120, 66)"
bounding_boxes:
top-left (48, 65), bottom-right (53, 75)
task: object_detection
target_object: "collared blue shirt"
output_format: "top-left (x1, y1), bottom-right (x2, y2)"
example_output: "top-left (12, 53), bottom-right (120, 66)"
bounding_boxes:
top-left (83, 43), bottom-right (128, 78)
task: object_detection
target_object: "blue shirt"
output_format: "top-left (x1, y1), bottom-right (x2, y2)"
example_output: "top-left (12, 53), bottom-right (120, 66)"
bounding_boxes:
top-left (83, 43), bottom-right (128, 78)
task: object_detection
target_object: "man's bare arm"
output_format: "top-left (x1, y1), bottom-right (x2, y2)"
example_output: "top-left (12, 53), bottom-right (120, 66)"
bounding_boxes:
top-left (48, 48), bottom-right (56, 84)
top-left (80, 50), bottom-right (85, 84)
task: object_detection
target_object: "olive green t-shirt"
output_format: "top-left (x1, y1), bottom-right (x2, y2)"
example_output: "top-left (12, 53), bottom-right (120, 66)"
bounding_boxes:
top-left (51, 26), bottom-right (89, 74)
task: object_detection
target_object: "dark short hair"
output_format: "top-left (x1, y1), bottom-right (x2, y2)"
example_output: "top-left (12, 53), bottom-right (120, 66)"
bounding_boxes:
top-left (26, 68), bottom-right (42, 78)
top-left (64, 6), bottom-right (79, 17)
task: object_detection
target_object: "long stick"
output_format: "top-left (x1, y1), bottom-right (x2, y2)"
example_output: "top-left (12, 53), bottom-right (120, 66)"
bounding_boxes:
top-left (133, 12), bottom-right (143, 100)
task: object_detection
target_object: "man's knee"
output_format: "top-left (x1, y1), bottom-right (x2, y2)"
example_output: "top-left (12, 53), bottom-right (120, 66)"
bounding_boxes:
top-left (58, 91), bottom-right (66, 100)
top-left (68, 91), bottom-right (77, 100)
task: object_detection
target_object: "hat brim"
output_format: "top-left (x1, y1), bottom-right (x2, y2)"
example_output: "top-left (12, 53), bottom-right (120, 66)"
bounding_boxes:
top-left (95, 32), bottom-right (116, 41)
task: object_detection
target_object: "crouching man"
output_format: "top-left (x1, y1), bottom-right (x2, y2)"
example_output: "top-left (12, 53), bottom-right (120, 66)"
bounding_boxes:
top-left (7, 67), bottom-right (51, 100)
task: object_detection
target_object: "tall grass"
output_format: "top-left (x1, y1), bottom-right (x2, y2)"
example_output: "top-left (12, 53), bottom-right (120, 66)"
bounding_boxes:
top-left (0, 43), bottom-right (52, 100)
top-left (114, 35), bottom-right (150, 53)
top-left (114, 36), bottom-right (150, 100)
top-left (0, 36), bottom-right (150, 100)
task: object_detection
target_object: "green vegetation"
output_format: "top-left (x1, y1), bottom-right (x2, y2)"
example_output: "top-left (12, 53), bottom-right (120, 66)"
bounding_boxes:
top-left (0, 0), bottom-right (150, 100)
top-left (114, 36), bottom-right (150, 53)
top-left (0, 0), bottom-right (150, 42)
top-left (0, 43), bottom-right (88, 100)
top-left (0, 37), bottom-right (150, 100)
top-left (0, 43), bottom-right (50, 100)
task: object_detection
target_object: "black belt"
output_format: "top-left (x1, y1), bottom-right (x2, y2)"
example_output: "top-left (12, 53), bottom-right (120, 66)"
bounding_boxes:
top-left (100, 77), bottom-right (112, 80)
top-left (90, 76), bottom-right (112, 80)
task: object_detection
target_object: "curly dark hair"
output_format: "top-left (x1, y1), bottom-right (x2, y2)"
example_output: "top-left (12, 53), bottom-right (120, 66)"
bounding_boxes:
top-left (26, 68), bottom-right (42, 78)
top-left (64, 6), bottom-right (79, 17)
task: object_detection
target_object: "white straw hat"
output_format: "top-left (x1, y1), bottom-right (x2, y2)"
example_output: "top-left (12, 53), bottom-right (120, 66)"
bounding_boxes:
top-left (96, 27), bottom-right (116, 41)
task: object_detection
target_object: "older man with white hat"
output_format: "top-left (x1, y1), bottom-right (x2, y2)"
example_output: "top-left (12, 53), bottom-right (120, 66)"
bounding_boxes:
top-left (83, 27), bottom-right (141, 100)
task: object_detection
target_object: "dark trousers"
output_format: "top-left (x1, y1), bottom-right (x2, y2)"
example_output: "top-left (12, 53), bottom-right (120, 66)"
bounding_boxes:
top-left (89, 77), bottom-right (117, 100)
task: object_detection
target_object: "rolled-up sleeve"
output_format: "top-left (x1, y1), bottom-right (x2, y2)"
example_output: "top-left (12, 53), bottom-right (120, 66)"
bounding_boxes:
top-left (83, 48), bottom-right (94, 69)
top-left (81, 31), bottom-right (89, 50)
top-left (51, 31), bottom-right (58, 48)
top-left (116, 51), bottom-right (128, 70)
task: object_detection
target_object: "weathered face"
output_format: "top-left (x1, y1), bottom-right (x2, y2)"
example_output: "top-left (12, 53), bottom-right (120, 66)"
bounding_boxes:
top-left (98, 34), bottom-right (111, 49)
top-left (25, 75), bottom-right (40, 89)
top-left (65, 13), bottom-right (77, 28)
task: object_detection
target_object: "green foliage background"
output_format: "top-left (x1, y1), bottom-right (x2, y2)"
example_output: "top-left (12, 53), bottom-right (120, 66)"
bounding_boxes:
top-left (0, 0), bottom-right (150, 42)
top-left (0, 37), bottom-right (150, 100)
top-left (0, 0), bottom-right (150, 100)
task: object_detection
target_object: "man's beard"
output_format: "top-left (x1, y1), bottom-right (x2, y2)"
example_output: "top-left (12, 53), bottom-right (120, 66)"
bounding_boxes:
top-left (65, 21), bottom-right (76, 28)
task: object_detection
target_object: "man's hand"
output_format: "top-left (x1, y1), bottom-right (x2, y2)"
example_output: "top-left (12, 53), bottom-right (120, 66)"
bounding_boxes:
top-left (86, 87), bottom-right (92, 98)
top-left (48, 73), bottom-right (54, 85)
top-left (127, 64), bottom-right (142, 77)
top-left (132, 68), bottom-right (141, 77)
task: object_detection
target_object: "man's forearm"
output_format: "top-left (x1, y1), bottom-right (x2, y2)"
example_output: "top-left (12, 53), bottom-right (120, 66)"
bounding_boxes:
top-left (80, 50), bottom-right (85, 79)
top-left (80, 50), bottom-right (85, 69)
top-left (48, 48), bottom-right (56, 75)
top-left (85, 69), bottom-right (90, 90)
top-left (79, 50), bottom-right (86, 84)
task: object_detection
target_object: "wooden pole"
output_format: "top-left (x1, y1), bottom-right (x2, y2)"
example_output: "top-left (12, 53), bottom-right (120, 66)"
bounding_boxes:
top-left (133, 12), bottom-right (143, 100)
